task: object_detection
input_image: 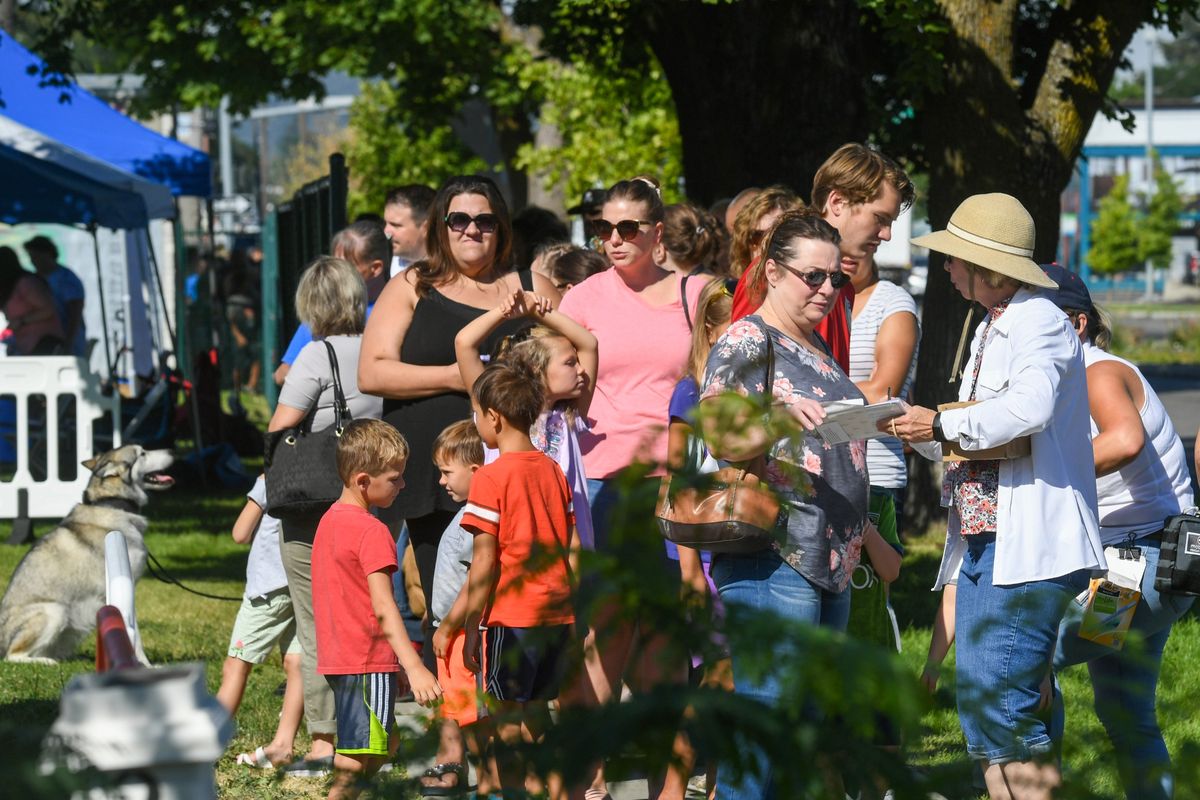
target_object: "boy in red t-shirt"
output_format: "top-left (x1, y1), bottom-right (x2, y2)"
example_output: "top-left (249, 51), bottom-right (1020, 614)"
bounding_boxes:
top-left (312, 418), bottom-right (442, 800)
top-left (461, 362), bottom-right (579, 796)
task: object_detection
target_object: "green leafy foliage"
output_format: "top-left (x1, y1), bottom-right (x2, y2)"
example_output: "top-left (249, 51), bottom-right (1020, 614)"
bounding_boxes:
top-left (1140, 161), bottom-right (1186, 269)
top-left (513, 53), bottom-right (684, 202)
top-left (343, 81), bottom-right (489, 219)
top-left (1090, 175), bottom-right (1142, 275)
top-left (1090, 164), bottom-right (1185, 275)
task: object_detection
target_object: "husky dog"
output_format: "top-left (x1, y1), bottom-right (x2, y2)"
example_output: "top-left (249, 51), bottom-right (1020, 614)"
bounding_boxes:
top-left (0, 445), bottom-right (174, 663)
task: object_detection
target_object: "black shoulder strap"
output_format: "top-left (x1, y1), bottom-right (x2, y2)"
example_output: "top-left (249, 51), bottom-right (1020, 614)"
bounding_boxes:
top-left (518, 268), bottom-right (534, 291)
top-left (680, 274), bottom-right (693, 331)
top-left (323, 340), bottom-right (351, 431)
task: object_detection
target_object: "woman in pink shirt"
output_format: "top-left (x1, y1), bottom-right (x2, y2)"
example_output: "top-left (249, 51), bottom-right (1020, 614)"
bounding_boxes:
top-left (558, 176), bottom-right (701, 800)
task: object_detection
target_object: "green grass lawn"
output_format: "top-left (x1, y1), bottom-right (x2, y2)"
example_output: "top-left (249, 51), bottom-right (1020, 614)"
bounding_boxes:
top-left (3, 484), bottom-right (1199, 798)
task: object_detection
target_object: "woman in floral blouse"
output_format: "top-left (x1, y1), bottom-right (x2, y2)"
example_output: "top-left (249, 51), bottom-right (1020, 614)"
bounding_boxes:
top-left (699, 211), bottom-right (880, 799)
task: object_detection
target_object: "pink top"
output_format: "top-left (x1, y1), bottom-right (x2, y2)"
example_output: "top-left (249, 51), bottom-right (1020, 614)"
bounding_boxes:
top-left (558, 269), bottom-right (702, 478)
top-left (4, 274), bottom-right (64, 355)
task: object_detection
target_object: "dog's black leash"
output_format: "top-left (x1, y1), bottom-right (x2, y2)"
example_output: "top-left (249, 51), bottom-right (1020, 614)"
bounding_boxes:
top-left (144, 549), bottom-right (243, 602)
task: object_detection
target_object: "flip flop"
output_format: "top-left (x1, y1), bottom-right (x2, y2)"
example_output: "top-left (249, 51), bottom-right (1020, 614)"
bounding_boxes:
top-left (419, 762), bottom-right (469, 796)
top-left (235, 746), bottom-right (274, 769)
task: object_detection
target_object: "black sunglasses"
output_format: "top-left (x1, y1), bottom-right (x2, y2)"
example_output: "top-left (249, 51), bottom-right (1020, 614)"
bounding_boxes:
top-left (591, 218), bottom-right (652, 240)
top-left (774, 261), bottom-right (850, 289)
top-left (445, 212), bottom-right (500, 234)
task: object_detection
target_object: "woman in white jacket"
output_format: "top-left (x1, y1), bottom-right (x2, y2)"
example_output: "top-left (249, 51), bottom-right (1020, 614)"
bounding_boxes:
top-left (888, 194), bottom-right (1105, 800)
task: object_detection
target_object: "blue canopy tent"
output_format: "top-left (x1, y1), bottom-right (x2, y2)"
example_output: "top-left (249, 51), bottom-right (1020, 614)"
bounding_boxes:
top-left (0, 140), bottom-right (151, 229)
top-left (0, 29), bottom-right (211, 198)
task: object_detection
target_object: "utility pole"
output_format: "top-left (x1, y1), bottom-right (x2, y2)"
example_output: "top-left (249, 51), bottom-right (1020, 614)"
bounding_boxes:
top-left (1142, 28), bottom-right (1156, 300)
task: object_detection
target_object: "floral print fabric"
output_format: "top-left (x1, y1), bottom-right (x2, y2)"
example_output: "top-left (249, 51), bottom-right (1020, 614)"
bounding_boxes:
top-left (942, 300), bottom-right (1009, 537)
top-left (700, 316), bottom-right (870, 592)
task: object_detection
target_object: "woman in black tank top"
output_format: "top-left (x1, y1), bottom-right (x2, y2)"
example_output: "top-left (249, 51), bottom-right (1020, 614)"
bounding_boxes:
top-left (358, 176), bottom-right (561, 671)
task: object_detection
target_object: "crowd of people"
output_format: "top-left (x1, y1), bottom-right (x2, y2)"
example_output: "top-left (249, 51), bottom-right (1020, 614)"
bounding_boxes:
top-left (210, 143), bottom-right (1199, 800)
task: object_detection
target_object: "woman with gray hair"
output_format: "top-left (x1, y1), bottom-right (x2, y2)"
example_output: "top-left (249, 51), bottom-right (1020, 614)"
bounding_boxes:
top-left (267, 255), bottom-right (383, 775)
top-left (888, 194), bottom-right (1105, 800)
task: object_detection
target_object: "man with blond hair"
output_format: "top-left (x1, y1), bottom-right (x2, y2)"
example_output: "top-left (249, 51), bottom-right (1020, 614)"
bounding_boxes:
top-left (811, 143), bottom-right (914, 371)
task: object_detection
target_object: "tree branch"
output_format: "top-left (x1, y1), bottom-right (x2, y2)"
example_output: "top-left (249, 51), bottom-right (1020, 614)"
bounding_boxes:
top-left (1028, 0), bottom-right (1153, 162)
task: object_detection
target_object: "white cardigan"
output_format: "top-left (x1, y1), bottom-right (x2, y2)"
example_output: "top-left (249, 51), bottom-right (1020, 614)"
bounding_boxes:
top-left (936, 287), bottom-right (1106, 586)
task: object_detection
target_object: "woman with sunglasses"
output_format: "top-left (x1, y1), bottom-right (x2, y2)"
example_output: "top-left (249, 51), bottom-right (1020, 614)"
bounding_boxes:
top-left (699, 211), bottom-right (878, 799)
top-left (557, 175), bottom-right (705, 800)
top-left (359, 175), bottom-right (559, 680)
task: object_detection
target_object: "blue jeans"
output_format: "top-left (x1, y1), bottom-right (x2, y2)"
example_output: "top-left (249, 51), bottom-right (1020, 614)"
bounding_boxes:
top-left (390, 522), bottom-right (423, 643)
top-left (1052, 536), bottom-right (1194, 799)
top-left (710, 549), bottom-right (851, 800)
top-left (955, 534), bottom-right (1088, 765)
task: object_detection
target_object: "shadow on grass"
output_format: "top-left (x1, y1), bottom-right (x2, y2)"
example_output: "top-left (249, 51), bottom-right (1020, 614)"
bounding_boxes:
top-left (890, 541), bottom-right (944, 630)
top-left (0, 698), bottom-right (60, 763)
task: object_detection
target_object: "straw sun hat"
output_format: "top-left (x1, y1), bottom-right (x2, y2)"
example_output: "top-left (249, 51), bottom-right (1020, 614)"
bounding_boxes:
top-left (912, 193), bottom-right (1058, 290)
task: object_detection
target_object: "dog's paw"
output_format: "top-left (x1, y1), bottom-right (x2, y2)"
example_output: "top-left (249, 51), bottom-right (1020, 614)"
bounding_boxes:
top-left (5, 653), bottom-right (59, 665)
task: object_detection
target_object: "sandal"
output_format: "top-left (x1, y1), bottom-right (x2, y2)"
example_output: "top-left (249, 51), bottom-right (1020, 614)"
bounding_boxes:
top-left (235, 746), bottom-right (277, 769)
top-left (419, 762), bottom-right (468, 796)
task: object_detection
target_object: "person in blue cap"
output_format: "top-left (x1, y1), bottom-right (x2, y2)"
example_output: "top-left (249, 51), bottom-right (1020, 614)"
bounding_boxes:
top-left (1043, 262), bottom-right (1195, 800)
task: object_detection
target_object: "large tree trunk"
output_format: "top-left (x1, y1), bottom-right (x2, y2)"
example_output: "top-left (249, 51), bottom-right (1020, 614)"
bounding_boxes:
top-left (642, 0), bottom-right (869, 205)
top-left (905, 0), bottom-right (1154, 533)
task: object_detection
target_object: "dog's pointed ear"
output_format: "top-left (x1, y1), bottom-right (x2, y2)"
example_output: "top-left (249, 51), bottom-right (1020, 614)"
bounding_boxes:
top-left (82, 457), bottom-right (98, 471)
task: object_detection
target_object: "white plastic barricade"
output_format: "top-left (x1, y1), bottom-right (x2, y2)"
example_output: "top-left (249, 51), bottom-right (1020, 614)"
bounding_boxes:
top-left (0, 356), bottom-right (114, 526)
top-left (105, 530), bottom-right (149, 665)
top-left (40, 663), bottom-right (233, 800)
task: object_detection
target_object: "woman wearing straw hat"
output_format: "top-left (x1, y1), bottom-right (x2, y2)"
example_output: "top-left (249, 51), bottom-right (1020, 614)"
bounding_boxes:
top-left (887, 193), bottom-right (1106, 800)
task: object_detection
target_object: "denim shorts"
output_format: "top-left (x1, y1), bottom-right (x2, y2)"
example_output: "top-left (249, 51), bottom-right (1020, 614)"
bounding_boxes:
top-left (955, 534), bottom-right (1088, 765)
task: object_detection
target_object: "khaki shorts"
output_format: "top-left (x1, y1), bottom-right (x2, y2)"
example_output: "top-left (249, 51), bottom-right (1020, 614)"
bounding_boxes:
top-left (227, 587), bottom-right (301, 663)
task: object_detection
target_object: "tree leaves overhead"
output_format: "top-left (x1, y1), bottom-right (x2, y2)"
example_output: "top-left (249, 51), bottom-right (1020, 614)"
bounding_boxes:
top-left (20, 0), bottom-right (521, 122)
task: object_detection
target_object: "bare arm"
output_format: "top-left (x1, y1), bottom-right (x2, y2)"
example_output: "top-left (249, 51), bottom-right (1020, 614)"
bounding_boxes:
top-left (432, 581), bottom-right (472, 660)
top-left (862, 522), bottom-right (901, 584)
top-left (666, 419), bottom-right (710, 596)
top-left (532, 303), bottom-right (599, 416)
top-left (921, 583), bottom-right (957, 693)
top-left (367, 570), bottom-right (442, 705)
top-left (455, 303), bottom-right (513, 395)
top-left (358, 271), bottom-right (465, 399)
top-left (855, 311), bottom-right (917, 404)
top-left (462, 533), bottom-right (498, 674)
top-left (267, 402), bottom-right (308, 433)
top-left (1087, 360), bottom-right (1145, 477)
top-left (231, 500), bottom-right (263, 545)
top-left (700, 395), bottom-right (827, 462)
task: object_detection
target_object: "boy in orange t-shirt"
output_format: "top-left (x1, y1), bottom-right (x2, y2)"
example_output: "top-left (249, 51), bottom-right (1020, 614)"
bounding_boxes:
top-left (461, 362), bottom-right (579, 796)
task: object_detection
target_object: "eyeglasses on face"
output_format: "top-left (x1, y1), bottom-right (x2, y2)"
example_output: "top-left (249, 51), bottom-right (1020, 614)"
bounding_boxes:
top-left (445, 212), bottom-right (500, 234)
top-left (591, 218), bottom-right (652, 240)
top-left (774, 260), bottom-right (850, 289)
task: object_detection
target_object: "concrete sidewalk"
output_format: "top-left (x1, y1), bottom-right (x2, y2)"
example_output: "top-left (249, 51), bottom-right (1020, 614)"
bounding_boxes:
top-left (395, 701), bottom-right (706, 799)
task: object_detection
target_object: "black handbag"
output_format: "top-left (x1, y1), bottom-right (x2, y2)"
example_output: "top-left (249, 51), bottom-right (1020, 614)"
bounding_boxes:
top-left (264, 341), bottom-right (351, 519)
top-left (1155, 509), bottom-right (1200, 597)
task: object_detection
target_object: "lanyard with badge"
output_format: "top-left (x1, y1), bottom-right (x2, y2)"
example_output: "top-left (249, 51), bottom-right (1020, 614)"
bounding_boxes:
top-left (1075, 535), bottom-right (1146, 649)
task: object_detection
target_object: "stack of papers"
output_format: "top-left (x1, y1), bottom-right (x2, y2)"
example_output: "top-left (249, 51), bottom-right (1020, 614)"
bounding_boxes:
top-left (813, 398), bottom-right (906, 445)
